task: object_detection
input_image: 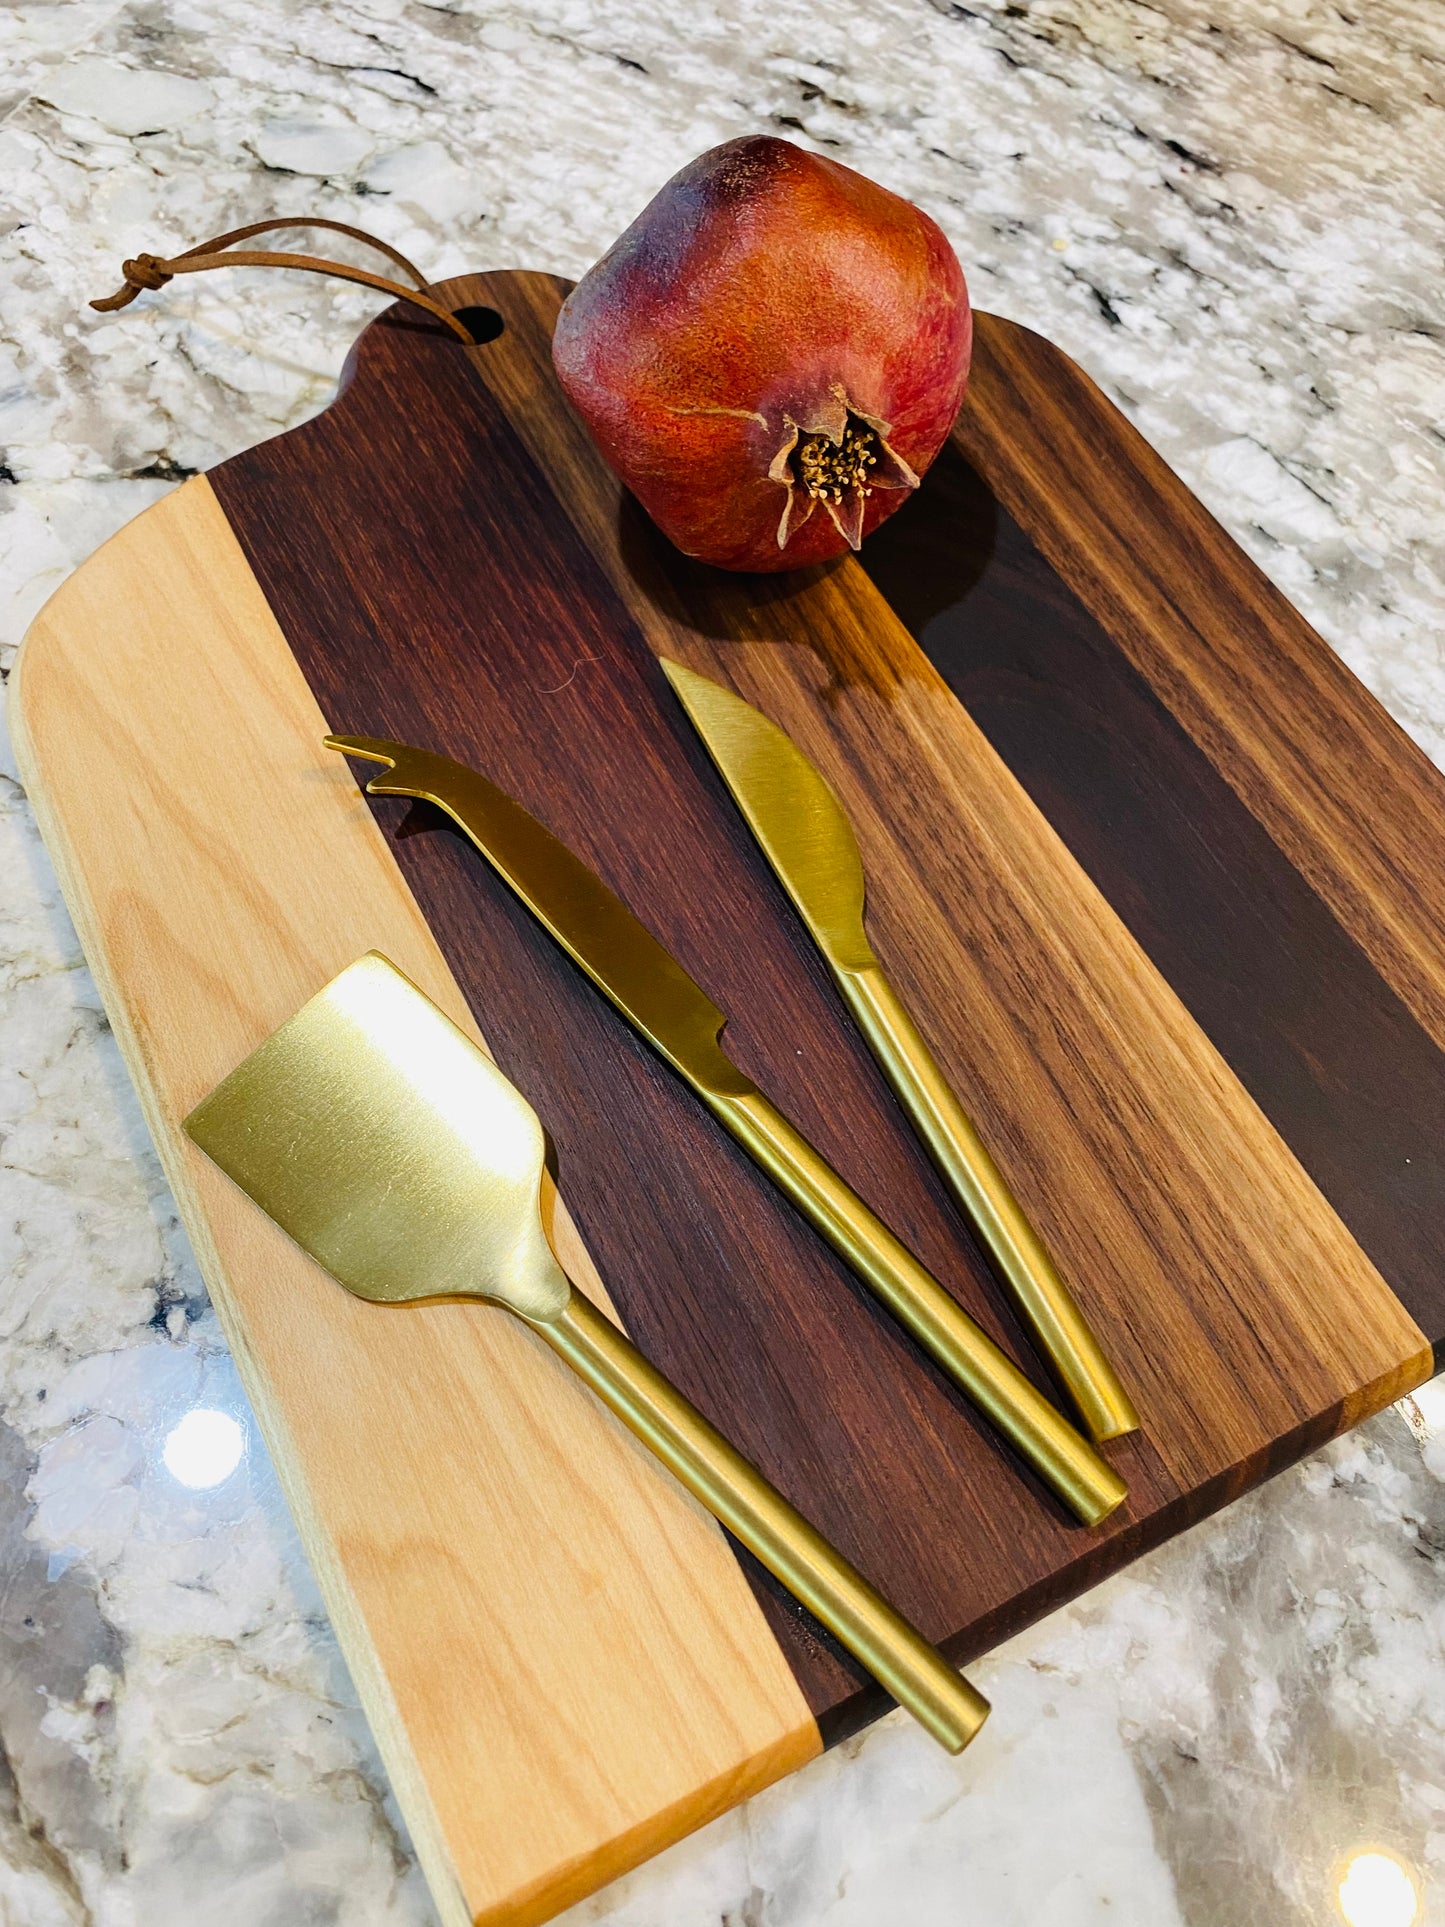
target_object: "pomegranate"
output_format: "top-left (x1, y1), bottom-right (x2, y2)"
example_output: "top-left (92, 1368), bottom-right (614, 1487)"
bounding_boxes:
top-left (552, 136), bottom-right (972, 573)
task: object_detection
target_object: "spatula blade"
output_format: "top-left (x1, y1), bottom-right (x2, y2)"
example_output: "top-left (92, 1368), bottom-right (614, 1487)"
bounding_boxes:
top-left (184, 953), bottom-right (569, 1320)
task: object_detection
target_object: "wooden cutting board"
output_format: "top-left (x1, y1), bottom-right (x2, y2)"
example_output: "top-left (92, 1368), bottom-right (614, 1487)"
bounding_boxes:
top-left (12, 269), bottom-right (1444, 1927)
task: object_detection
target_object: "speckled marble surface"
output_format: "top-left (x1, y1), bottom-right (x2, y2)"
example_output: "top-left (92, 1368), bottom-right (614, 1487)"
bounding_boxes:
top-left (2, 2), bottom-right (1444, 1923)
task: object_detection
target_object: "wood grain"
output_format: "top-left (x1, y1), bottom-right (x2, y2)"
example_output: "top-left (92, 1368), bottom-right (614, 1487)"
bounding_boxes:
top-left (951, 317), bottom-right (1445, 1067)
top-left (208, 274), bottom-right (1430, 1733)
top-left (8, 479), bottom-right (818, 1927)
top-left (857, 446), bottom-right (1445, 1346)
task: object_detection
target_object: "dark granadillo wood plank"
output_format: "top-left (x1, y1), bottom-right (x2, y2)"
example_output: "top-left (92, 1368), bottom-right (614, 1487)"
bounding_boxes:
top-left (858, 447), bottom-right (1445, 1354)
top-left (208, 281), bottom-right (1430, 1740)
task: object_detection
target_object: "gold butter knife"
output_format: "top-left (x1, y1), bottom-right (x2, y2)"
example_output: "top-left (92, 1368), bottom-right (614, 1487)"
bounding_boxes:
top-left (660, 660), bottom-right (1139, 1446)
top-left (185, 951), bottom-right (990, 1753)
top-left (324, 735), bottom-right (1126, 1527)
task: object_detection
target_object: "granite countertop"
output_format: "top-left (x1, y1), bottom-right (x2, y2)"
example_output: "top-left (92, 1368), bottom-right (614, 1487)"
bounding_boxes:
top-left (2, 2), bottom-right (1444, 1923)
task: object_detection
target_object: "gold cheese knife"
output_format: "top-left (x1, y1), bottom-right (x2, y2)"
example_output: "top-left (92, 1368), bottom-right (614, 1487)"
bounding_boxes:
top-left (324, 734), bottom-right (1126, 1527)
top-left (184, 951), bottom-right (990, 1754)
top-left (659, 661), bottom-right (1139, 1445)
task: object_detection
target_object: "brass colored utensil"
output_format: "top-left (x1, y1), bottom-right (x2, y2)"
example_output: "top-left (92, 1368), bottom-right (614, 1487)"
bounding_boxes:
top-left (184, 952), bottom-right (990, 1754)
top-left (660, 660), bottom-right (1139, 1446)
top-left (324, 735), bottom-right (1126, 1528)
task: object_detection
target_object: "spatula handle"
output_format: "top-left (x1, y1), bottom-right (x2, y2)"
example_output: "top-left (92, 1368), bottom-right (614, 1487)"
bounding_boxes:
top-left (705, 1086), bottom-right (1126, 1527)
top-left (529, 1285), bottom-right (990, 1755)
top-left (838, 961), bottom-right (1139, 1444)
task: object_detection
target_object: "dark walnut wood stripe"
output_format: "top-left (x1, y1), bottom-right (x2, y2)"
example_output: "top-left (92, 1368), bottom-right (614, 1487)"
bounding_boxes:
top-left (952, 316), bottom-right (1445, 1071)
top-left (209, 278), bottom-right (1428, 1741)
top-left (858, 447), bottom-right (1445, 1355)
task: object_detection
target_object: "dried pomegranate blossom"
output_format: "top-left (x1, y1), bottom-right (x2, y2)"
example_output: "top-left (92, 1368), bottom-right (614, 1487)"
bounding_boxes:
top-left (772, 396), bottom-right (921, 552)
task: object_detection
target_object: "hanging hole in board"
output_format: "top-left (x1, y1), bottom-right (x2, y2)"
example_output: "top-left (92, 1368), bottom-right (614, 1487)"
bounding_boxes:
top-left (452, 306), bottom-right (506, 346)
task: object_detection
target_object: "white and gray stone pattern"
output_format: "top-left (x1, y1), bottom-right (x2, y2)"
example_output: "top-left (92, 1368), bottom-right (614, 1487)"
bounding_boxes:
top-left (1, 1), bottom-right (1444, 1922)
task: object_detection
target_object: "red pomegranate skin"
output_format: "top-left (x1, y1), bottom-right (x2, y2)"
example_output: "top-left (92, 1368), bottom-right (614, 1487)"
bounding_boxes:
top-left (552, 137), bottom-right (972, 572)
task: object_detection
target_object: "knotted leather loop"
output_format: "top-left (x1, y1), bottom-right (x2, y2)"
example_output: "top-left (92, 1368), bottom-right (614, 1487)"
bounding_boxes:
top-left (90, 217), bottom-right (477, 346)
top-left (117, 252), bottom-right (173, 292)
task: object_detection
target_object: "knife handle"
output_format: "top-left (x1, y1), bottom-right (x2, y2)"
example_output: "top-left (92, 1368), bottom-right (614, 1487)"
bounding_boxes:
top-left (837, 962), bottom-right (1139, 1444)
top-left (528, 1284), bottom-right (990, 1755)
top-left (705, 1086), bottom-right (1126, 1527)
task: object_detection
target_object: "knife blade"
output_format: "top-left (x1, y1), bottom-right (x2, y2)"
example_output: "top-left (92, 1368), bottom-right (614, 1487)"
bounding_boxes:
top-left (325, 731), bottom-right (1125, 1526)
top-left (659, 659), bottom-right (1139, 1444)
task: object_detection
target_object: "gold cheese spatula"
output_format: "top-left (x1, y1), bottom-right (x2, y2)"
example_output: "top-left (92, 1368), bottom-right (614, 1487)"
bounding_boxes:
top-left (184, 951), bottom-right (990, 1755)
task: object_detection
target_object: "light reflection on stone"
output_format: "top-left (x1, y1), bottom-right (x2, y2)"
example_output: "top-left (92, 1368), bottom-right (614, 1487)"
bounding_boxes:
top-left (1338, 1850), bottom-right (1419, 1927)
top-left (161, 1409), bottom-right (244, 1490)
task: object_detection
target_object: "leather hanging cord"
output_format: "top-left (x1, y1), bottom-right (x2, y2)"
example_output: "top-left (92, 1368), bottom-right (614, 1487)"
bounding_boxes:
top-left (89, 217), bottom-right (478, 346)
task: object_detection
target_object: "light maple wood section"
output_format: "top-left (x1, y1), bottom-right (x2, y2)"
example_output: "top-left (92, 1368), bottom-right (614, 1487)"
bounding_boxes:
top-left (462, 270), bottom-right (1432, 1486)
top-left (9, 477), bottom-right (818, 1927)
